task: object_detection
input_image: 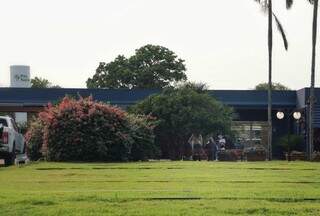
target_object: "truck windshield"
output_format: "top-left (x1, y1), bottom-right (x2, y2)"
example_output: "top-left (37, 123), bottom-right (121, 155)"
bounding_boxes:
top-left (0, 119), bottom-right (8, 127)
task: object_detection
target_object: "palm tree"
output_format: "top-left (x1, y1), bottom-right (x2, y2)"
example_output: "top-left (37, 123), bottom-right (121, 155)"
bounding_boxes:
top-left (254, 0), bottom-right (292, 160)
top-left (308, 0), bottom-right (318, 160)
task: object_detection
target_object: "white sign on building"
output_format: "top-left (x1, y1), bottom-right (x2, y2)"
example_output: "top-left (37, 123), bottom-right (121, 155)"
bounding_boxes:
top-left (10, 65), bottom-right (31, 124)
top-left (10, 65), bottom-right (31, 88)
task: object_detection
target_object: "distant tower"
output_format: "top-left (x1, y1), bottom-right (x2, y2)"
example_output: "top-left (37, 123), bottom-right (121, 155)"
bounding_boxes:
top-left (10, 65), bottom-right (31, 88)
top-left (10, 65), bottom-right (31, 125)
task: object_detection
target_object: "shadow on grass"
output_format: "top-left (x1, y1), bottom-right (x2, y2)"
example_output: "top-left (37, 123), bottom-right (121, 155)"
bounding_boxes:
top-left (15, 200), bottom-right (56, 206)
top-left (65, 195), bottom-right (320, 204)
top-left (36, 168), bottom-right (67, 171)
top-left (224, 207), bottom-right (295, 215)
top-left (67, 196), bottom-right (135, 203)
top-left (145, 197), bottom-right (201, 200)
top-left (91, 167), bottom-right (183, 170)
top-left (247, 167), bottom-right (317, 171)
top-left (25, 179), bottom-right (320, 184)
top-left (35, 167), bottom-right (183, 171)
top-left (217, 197), bottom-right (320, 203)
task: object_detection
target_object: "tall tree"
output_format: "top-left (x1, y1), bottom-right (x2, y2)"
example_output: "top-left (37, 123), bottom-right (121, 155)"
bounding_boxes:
top-left (31, 76), bottom-right (61, 88)
top-left (129, 83), bottom-right (233, 160)
top-left (87, 45), bottom-right (187, 89)
top-left (308, 0), bottom-right (318, 160)
top-left (254, 0), bottom-right (292, 160)
top-left (87, 55), bottom-right (133, 89)
top-left (254, 82), bottom-right (290, 90)
top-left (31, 77), bottom-right (50, 88)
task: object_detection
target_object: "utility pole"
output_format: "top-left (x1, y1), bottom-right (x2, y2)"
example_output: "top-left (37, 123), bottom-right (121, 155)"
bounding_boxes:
top-left (309, 0), bottom-right (318, 161)
top-left (267, 0), bottom-right (273, 160)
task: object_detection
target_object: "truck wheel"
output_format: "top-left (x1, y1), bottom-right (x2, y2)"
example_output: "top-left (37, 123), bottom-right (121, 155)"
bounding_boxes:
top-left (10, 147), bottom-right (16, 165)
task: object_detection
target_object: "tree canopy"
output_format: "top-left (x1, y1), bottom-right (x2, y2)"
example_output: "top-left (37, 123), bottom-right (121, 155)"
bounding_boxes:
top-left (129, 83), bottom-right (234, 159)
top-left (254, 82), bottom-right (290, 90)
top-left (86, 45), bottom-right (187, 89)
top-left (31, 77), bottom-right (61, 88)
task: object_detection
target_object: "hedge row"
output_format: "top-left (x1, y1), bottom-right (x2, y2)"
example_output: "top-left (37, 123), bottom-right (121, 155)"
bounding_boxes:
top-left (25, 96), bottom-right (158, 162)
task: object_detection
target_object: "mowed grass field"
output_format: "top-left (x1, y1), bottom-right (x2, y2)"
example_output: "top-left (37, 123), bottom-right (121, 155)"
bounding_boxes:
top-left (1, 161), bottom-right (320, 216)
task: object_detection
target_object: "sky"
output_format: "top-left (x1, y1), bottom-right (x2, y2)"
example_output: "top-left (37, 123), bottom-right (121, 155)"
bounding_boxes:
top-left (0, 0), bottom-right (318, 90)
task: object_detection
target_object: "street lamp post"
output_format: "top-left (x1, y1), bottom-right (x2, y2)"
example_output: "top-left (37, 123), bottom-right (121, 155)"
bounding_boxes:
top-left (276, 110), bottom-right (301, 161)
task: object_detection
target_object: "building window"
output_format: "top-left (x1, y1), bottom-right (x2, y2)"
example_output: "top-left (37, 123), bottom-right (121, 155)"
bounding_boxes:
top-left (232, 121), bottom-right (268, 149)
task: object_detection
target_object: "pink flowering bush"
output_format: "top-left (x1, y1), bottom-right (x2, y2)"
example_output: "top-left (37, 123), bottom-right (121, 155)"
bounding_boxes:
top-left (25, 96), bottom-right (157, 162)
top-left (25, 118), bottom-right (44, 161)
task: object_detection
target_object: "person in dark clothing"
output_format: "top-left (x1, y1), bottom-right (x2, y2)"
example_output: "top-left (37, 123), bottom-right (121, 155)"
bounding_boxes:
top-left (206, 137), bottom-right (218, 161)
top-left (205, 140), bottom-right (212, 161)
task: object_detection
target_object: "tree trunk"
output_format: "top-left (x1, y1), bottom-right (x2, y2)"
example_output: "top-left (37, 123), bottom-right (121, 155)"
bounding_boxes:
top-left (268, 0), bottom-right (273, 160)
top-left (309, 0), bottom-right (318, 161)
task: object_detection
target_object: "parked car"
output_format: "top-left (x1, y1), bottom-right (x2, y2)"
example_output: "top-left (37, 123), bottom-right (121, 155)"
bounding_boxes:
top-left (0, 116), bottom-right (25, 165)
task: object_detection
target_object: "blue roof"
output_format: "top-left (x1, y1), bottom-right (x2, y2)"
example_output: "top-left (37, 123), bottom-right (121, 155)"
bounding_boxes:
top-left (209, 90), bottom-right (297, 109)
top-left (0, 88), bottom-right (159, 106)
top-left (0, 88), bottom-right (298, 109)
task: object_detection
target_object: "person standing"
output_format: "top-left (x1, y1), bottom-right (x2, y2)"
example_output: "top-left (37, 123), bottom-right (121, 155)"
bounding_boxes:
top-left (206, 137), bottom-right (218, 161)
top-left (188, 133), bottom-right (203, 161)
top-left (218, 135), bottom-right (226, 151)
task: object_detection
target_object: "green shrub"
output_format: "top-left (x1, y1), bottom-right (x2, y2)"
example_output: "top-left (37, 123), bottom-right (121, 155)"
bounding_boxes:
top-left (126, 114), bottom-right (159, 161)
top-left (129, 83), bottom-right (234, 159)
top-left (31, 96), bottom-right (157, 162)
top-left (25, 118), bottom-right (44, 161)
top-left (244, 146), bottom-right (267, 161)
top-left (218, 150), bottom-right (238, 161)
top-left (276, 134), bottom-right (304, 153)
top-left (17, 122), bottom-right (28, 135)
top-left (39, 96), bottom-right (132, 162)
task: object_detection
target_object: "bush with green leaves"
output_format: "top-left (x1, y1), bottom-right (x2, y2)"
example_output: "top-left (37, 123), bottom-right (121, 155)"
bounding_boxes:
top-left (25, 118), bottom-right (44, 161)
top-left (126, 114), bottom-right (159, 161)
top-left (28, 96), bottom-right (157, 162)
top-left (276, 134), bottom-right (304, 153)
top-left (129, 83), bottom-right (234, 159)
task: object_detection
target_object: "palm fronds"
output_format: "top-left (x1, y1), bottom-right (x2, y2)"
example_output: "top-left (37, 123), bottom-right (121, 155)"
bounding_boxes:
top-left (272, 13), bottom-right (288, 50)
top-left (254, 0), bottom-right (290, 50)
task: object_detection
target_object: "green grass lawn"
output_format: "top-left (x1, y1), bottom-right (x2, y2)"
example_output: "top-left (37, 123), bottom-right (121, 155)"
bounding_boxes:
top-left (1, 161), bottom-right (320, 216)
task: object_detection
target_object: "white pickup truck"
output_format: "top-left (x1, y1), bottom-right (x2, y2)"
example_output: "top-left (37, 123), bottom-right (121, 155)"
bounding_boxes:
top-left (0, 116), bottom-right (26, 165)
